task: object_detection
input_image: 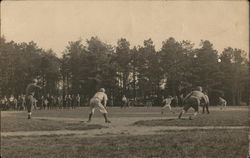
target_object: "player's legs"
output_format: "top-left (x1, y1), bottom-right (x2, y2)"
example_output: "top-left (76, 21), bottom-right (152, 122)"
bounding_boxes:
top-left (167, 104), bottom-right (173, 113)
top-left (161, 104), bottom-right (167, 114)
top-left (178, 104), bottom-right (190, 119)
top-left (26, 95), bottom-right (33, 119)
top-left (220, 101), bottom-right (225, 110)
top-left (162, 104), bottom-right (173, 114)
top-left (87, 98), bottom-right (96, 122)
top-left (178, 109), bottom-right (187, 119)
top-left (87, 107), bottom-right (95, 122)
top-left (202, 103), bottom-right (205, 114)
top-left (206, 104), bottom-right (210, 114)
top-left (179, 98), bottom-right (197, 119)
top-left (97, 102), bottom-right (110, 123)
top-left (189, 99), bottom-right (200, 120)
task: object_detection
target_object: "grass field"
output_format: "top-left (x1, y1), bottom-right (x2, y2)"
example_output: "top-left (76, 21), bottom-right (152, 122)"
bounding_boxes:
top-left (1, 106), bottom-right (249, 158)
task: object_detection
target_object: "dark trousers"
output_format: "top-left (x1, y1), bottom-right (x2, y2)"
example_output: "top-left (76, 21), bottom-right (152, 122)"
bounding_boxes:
top-left (26, 95), bottom-right (33, 113)
top-left (202, 103), bottom-right (209, 113)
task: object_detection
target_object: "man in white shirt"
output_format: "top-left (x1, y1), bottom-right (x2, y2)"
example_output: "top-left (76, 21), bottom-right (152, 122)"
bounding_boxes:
top-left (87, 88), bottom-right (111, 123)
top-left (161, 95), bottom-right (174, 114)
top-left (219, 97), bottom-right (227, 109)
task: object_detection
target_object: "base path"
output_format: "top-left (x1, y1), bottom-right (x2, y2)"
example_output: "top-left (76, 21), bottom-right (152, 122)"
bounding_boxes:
top-left (1, 116), bottom-right (249, 137)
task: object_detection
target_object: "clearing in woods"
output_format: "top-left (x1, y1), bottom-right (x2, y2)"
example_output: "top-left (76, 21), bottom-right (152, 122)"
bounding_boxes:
top-left (1, 106), bottom-right (249, 158)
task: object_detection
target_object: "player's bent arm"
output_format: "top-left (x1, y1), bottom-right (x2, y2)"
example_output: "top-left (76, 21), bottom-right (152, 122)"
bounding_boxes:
top-left (33, 84), bottom-right (42, 89)
top-left (103, 94), bottom-right (108, 107)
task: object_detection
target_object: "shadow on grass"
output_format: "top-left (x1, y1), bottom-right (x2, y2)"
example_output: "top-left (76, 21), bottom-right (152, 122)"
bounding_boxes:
top-left (64, 123), bottom-right (107, 131)
top-left (132, 111), bottom-right (249, 126)
top-left (133, 117), bottom-right (191, 126)
top-left (2, 116), bottom-right (107, 132)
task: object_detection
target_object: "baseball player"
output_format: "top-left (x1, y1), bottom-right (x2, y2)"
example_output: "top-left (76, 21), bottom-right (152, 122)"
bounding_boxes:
top-left (218, 97), bottom-right (227, 109)
top-left (87, 88), bottom-right (111, 123)
top-left (25, 79), bottom-right (42, 119)
top-left (178, 86), bottom-right (207, 120)
top-left (161, 95), bottom-right (174, 114)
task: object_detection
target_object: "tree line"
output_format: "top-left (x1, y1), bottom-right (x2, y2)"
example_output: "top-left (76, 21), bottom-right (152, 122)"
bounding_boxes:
top-left (0, 36), bottom-right (249, 106)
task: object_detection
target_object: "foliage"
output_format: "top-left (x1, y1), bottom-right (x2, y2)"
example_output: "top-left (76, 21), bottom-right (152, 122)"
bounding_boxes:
top-left (0, 36), bottom-right (248, 105)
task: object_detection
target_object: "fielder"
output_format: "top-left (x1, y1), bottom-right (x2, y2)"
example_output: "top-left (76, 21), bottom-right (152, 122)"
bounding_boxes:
top-left (25, 79), bottom-right (41, 119)
top-left (178, 86), bottom-right (208, 120)
top-left (218, 97), bottom-right (227, 109)
top-left (87, 88), bottom-right (111, 123)
top-left (161, 95), bottom-right (174, 114)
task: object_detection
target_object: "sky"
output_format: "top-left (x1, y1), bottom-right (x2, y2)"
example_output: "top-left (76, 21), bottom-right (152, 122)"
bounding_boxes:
top-left (1, 0), bottom-right (249, 57)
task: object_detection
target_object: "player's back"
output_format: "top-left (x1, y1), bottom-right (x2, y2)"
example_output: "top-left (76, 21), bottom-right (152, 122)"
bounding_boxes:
top-left (190, 90), bottom-right (205, 100)
top-left (93, 92), bottom-right (107, 101)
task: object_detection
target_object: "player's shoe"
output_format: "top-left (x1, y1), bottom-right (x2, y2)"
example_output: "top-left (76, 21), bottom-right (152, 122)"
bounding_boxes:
top-left (87, 120), bottom-right (91, 123)
top-left (105, 120), bottom-right (111, 123)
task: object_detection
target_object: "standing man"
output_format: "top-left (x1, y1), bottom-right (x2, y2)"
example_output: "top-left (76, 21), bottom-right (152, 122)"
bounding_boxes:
top-left (87, 88), bottom-right (111, 123)
top-left (25, 79), bottom-right (42, 119)
top-left (76, 94), bottom-right (81, 107)
top-left (121, 95), bottom-right (128, 108)
top-left (178, 86), bottom-right (207, 120)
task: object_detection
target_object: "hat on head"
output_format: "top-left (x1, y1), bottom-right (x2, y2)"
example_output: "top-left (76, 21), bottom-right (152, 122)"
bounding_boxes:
top-left (99, 88), bottom-right (105, 92)
top-left (195, 86), bottom-right (202, 91)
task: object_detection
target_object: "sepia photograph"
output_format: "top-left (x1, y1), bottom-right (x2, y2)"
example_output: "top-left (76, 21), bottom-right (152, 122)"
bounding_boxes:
top-left (0, 0), bottom-right (249, 157)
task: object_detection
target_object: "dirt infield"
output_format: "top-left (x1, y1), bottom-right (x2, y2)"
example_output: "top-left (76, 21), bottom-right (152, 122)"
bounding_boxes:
top-left (1, 106), bottom-right (249, 137)
top-left (1, 106), bottom-right (249, 158)
top-left (1, 116), bottom-right (249, 137)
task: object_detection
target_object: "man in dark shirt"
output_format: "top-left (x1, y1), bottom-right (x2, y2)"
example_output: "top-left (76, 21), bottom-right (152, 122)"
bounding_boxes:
top-left (25, 79), bottom-right (41, 119)
top-left (178, 86), bottom-right (208, 120)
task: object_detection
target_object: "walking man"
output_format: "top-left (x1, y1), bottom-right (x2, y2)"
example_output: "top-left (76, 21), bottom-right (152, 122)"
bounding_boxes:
top-left (87, 88), bottom-right (111, 123)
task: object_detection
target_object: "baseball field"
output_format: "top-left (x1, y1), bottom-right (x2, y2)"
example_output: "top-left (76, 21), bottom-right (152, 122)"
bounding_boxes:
top-left (1, 106), bottom-right (249, 158)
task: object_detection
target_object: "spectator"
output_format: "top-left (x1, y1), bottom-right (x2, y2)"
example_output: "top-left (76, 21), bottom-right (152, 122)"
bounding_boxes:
top-left (121, 95), bottom-right (128, 108)
top-left (76, 94), bottom-right (81, 107)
